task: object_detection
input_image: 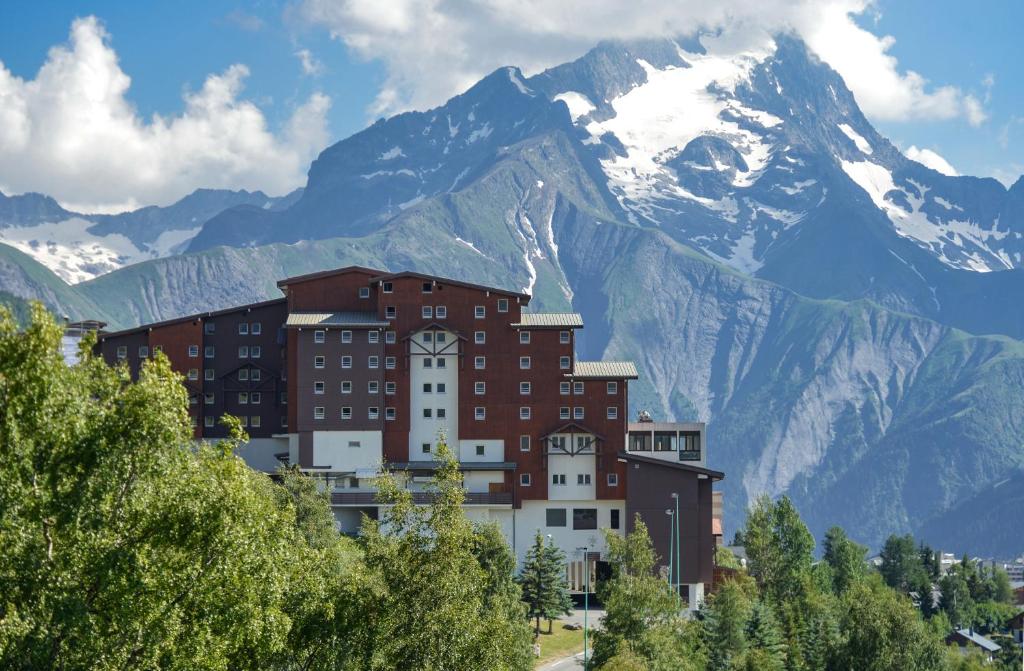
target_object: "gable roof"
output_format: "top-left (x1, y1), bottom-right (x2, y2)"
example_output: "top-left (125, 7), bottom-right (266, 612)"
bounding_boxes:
top-left (568, 361), bottom-right (639, 379)
top-left (285, 312), bottom-right (389, 328)
top-left (98, 298), bottom-right (286, 341)
top-left (372, 270), bottom-right (531, 301)
top-left (276, 265), bottom-right (387, 289)
top-left (619, 452), bottom-right (725, 480)
top-left (539, 421), bottom-right (606, 442)
top-left (948, 629), bottom-right (1001, 652)
top-left (512, 313), bottom-right (584, 328)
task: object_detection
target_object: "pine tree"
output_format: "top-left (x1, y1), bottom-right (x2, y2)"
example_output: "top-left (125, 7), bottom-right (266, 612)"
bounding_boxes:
top-left (746, 601), bottom-right (786, 671)
top-left (518, 532), bottom-right (572, 634)
top-left (540, 537), bottom-right (574, 633)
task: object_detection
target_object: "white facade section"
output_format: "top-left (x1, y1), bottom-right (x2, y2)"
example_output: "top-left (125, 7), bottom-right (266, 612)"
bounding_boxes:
top-left (310, 430), bottom-right (383, 472)
top-left (510, 499), bottom-right (625, 567)
top-left (458, 438), bottom-right (505, 463)
top-left (463, 471), bottom-right (506, 494)
top-left (409, 330), bottom-right (459, 457)
top-left (547, 453), bottom-right (596, 501)
top-left (234, 436), bottom-right (289, 472)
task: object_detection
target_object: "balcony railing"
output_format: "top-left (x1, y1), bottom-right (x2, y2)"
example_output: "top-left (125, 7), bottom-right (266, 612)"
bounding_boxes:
top-left (331, 491), bottom-right (513, 506)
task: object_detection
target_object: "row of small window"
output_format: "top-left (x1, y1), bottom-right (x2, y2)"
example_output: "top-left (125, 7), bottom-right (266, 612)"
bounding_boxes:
top-left (543, 507), bottom-right (620, 531)
top-left (203, 321), bottom-right (262, 335)
top-left (198, 415), bottom-right (264, 428)
top-left (518, 331), bottom-right (571, 345)
top-left (417, 443), bottom-right (489, 456)
top-left (550, 472), bottom-right (619, 487)
top-left (499, 407), bottom-right (617, 420)
top-left (313, 380), bottom-right (396, 394)
top-left (185, 368), bottom-right (264, 382)
top-left (199, 392), bottom-right (266, 405)
top-left (314, 355), bottom-right (395, 369)
top-left (314, 329), bottom-right (391, 344)
top-left (116, 345), bottom-right (259, 360)
top-left (470, 356), bottom-right (570, 370)
top-left (379, 280), bottom-right (512, 311)
top-left (313, 407), bottom-right (388, 421)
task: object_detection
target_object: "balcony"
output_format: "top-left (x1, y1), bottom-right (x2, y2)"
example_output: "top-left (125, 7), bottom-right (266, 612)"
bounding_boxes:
top-left (331, 491), bottom-right (513, 506)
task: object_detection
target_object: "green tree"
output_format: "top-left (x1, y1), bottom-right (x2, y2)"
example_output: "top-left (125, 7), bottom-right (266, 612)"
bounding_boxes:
top-left (518, 531), bottom-right (573, 634)
top-left (357, 435), bottom-right (532, 670)
top-left (918, 543), bottom-right (941, 581)
top-left (939, 569), bottom-right (975, 628)
top-left (744, 600), bottom-right (786, 671)
top-left (716, 545), bottom-right (743, 571)
top-left (743, 495), bottom-right (815, 603)
top-left (822, 526), bottom-right (867, 595)
top-left (990, 566), bottom-right (1013, 604)
top-left (703, 580), bottom-right (753, 671)
top-left (879, 534), bottom-right (923, 593)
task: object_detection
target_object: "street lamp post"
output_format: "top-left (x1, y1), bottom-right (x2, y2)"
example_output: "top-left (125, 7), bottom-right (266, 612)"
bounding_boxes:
top-left (577, 545), bottom-right (589, 668)
top-left (666, 508), bottom-right (675, 597)
top-left (671, 492), bottom-right (680, 608)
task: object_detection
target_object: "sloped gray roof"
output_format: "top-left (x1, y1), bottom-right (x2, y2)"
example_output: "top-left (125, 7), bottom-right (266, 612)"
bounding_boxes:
top-left (569, 361), bottom-right (639, 379)
top-left (286, 312), bottom-right (389, 327)
top-left (950, 629), bottom-right (1001, 652)
top-left (512, 313), bottom-right (584, 328)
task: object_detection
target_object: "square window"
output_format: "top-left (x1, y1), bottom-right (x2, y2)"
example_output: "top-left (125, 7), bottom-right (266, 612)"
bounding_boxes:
top-left (281, 417), bottom-right (288, 428)
top-left (574, 381), bottom-right (584, 395)
top-left (205, 346), bottom-right (215, 358)
top-left (422, 282), bottom-right (432, 293)
top-left (238, 323), bottom-right (249, 335)
top-left (423, 332), bottom-right (433, 343)
top-left (314, 356), bottom-right (325, 369)
top-left (251, 346), bottom-right (261, 359)
top-left (607, 381), bottom-right (618, 394)
top-left (560, 356), bottom-right (571, 370)
top-left (115, 346), bottom-right (127, 359)
top-left (239, 392), bottom-right (248, 405)
top-left (251, 392), bottom-right (261, 404)
top-left (238, 346), bottom-right (249, 358)
top-left (474, 306), bottom-right (485, 319)
top-left (385, 306), bottom-right (396, 319)
top-left (385, 356), bottom-right (396, 369)
top-left (423, 358), bottom-right (433, 369)
top-left (546, 508), bottom-right (567, 527)
top-left (204, 415), bottom-right (215, 427)
top-left (475, 331), bottom-right (485, 344)
top-left (423, 408), bottom-right (432, 418)
top-left (187, 368), bottom-right (199, 380)
top-left (572, 508), bottom-right (597, 530)
top-left (341, 407), bottom-right (352, 420)
top-left (423, 383), bottom-right (432, 393)
top-left (475, 407), bottom-right (486, 420)
top-left (385, 407), bottom-right (396, 421)
top-left (475, 444), bottom-right (485, 456)
top-left (437, 383), bottom-right (446, 393)
top-left (314, 407), bottom-right (325, 420)
top-left (553, 474), bottom-right (566, 486)
top-left (474, 356), bottom-right (485, 370)
top-left (382, 281), bottom-right (393, 293)
top-left (359, 286), bottom-right (370, 298)
top-left (437, 408), bottom-right (446, 419)
top-left (368, 407), bottom-right (379, 420)
top-left (436, 357), bottom-right (446, 369)
top-left (341, 381), bottom-right (352, 394)
top-left (519, 331), bottom-right (530, 344)
top-left (607, 407), bottom-right (618, 420)
top-left (422, 306), bottom-right (433, 319)
top-left (314, 330), bottom-right (325, 343)
top-left (560, 381), bottom-right (570, 395)
top-left (519, 356), bottom-right (531, 370)
top-left (341, 330), bottom-right (352, 343)
top-left (475, 382), bottom-right (486, 395)
top-left (520, 406), bottom-right (531, 420)
top-left (608, 473), bottom-right (619, 487)
top-left (560, 330), bottom-right (570, 344)
top-left (436, 332), bottom-right (447, 343)
top-left (314, 381), bottom-right (325, 394)
top-left (205, 369), bottom-right (215, 381)
top-left (188, 345), bottom-right (199, 357)
top-left (369, 330), bottom-right (380, 343)
top-left (251, 369), bottom-right (260, 381)
top-left (577, 474), bottom-right (591, 485)
top-left (204, 322), bottom-right (215, 334)
top-left (368, 356), bottom-right (379, 369)
top-left (252, 322), bottom-right (261, 335)
top-left (368, 381), bottom-right (379, 394)
top-left (610, 509), bottom-right (620, 529)
top-left (251, 416), bottom-right (261, 428)
top-left (520, 382), bottom-right (531, 395)
top-left (436, 306), bottom-right (447, 319)
top-left (385, 330), bottom-right (396, 344)
top-left (560, 407), bottom-right (570, 420)
top-left (574, 407), bottom-right (584, 420)
top-left (385, 382), bottom-right (396, 395)
top-left (341, 356), bottom-right (352, 369)
top-left (422, 443), bottom-right (431, 454)
top-left (280, 392), bottom-right (287, 404)
top-left (204, 393), bottom-right (214, 405)
top-left (497, 298), bottom-right (509, 312)
top-left (520, 435), bottom-right (530, 452)
top-left (520, 473), bottom-right (531, 487)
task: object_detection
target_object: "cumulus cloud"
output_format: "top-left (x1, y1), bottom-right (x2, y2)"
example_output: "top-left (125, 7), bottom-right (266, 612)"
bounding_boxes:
top-left (300, 0), bottom-right (986, 127)
top-left (904, 146), bottom-right (958, 176)
top-left (295, 48), bottom-right (324, 76)
top-left (0, 17), bottom-right (330, 213)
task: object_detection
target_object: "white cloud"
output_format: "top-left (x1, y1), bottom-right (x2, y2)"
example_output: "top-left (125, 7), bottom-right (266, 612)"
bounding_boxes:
top-left (295, 48), bottom-right (324, 76)
top-left (300, 0), bottom-right (985, 128)
top-left (0, 17), bottom-right (330, 213)
top-left (904, 146), bottom-right (958, 176)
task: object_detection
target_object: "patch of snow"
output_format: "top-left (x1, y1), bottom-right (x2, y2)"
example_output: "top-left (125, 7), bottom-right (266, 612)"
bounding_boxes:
top-left (447, 115), bottom-right (460, 138)
top-left (553, 91), bottom-right (596, 122)
top-left (933, 196), bottom-right (963, 212)
top-left (397, 195), bottom-right (425, 210)
top-left (535, 180), bottom-right (544, 189)
top-left (778, 179), bottom-right (817, 195)
top-left (379, 146), bottom-right (405, 160)
top-left (467, 123), bottom-right (493, 143)
top-left (448, 167), bottom-right (471, 192)
top-left (454, 236), bottom-right (487, 257)
top-left (507, 67), bottom-right (533, 96)
top-left (837, 124), bottom-right (872, 154)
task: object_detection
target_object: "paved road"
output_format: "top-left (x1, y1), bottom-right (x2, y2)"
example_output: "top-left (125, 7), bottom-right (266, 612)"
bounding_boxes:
top-left (538, 650), bottom-right (588, 671)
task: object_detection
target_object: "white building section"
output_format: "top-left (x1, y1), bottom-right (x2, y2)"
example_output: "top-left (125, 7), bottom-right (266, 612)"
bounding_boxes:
top-left (408, 329), bottom-right (460, 457)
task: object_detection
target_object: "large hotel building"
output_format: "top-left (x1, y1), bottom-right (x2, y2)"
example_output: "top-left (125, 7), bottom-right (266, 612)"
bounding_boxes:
top-left (93, 266), bottom-right (722, 605)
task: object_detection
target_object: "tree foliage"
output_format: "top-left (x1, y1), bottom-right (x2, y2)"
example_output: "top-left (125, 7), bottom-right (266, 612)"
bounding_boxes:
top-left (518, 531), bottom-right (573, 634)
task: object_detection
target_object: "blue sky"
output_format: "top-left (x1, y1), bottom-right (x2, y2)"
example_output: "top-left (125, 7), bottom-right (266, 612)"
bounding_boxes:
top-left (0, 1), bottom-right (1020, 210)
